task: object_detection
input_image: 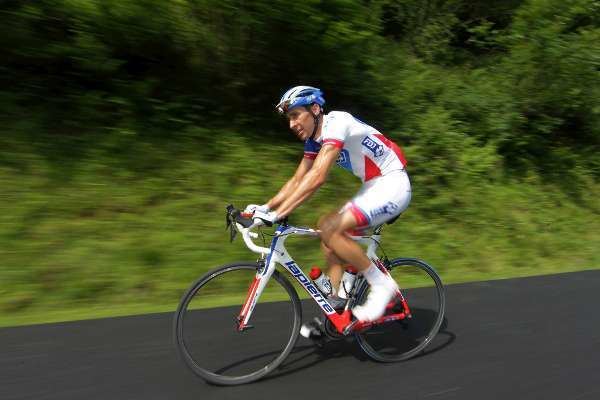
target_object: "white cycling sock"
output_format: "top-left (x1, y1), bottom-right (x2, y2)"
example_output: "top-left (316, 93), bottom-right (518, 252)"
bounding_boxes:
top-left (362, 263), bottom-right (393, 288)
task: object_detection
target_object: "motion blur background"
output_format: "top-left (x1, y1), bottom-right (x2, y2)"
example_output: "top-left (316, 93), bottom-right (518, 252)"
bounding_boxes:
top-left (1, 0), bottom-right (598, 326)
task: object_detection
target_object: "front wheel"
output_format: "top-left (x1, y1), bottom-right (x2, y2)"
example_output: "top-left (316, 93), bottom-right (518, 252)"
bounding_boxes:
top-left (354, 258), bottom-right (445, 362)
top-left (173, 263), bottom-right (302, 385)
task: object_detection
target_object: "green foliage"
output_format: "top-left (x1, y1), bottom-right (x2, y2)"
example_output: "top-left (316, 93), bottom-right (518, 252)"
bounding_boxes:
top-left (1, 0), bottom-right (599, 325)
top-left (2, 0), bottom-right (597, 169)
top-left (498, 0), bottom-right (600, 173)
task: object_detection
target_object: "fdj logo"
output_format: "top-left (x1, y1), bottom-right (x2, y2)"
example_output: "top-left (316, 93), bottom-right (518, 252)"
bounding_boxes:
top-left (370, 201), bottom-right (399, 219)
top-left (361, 137), bottom-right (384, 157)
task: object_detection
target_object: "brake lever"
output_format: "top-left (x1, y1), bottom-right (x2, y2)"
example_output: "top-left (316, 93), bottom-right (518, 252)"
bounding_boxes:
top-left (225, 204), bottom-right (237, 242)
top-left (229, 224), bottom-right (237, 242)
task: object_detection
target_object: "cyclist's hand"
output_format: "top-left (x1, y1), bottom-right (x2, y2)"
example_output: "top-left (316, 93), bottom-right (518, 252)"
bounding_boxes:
top-left (253, 210), bottom-right (278, 227)
top-left (244, 204), bottom-right (270, 215)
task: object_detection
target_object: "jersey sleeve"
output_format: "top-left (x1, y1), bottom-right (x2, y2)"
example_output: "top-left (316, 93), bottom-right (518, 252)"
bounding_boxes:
top-left (303, 139), bottom-right (321, 159)
top-left (321, 112), bottom-right (350, 149)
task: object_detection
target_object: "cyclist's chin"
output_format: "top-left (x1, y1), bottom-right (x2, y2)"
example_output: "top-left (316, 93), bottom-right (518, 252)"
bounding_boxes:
top-left (298, 130), bottom-right (309, 141)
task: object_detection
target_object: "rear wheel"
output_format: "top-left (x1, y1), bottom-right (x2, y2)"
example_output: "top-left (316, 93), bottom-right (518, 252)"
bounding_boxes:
top-left (354, 258), bottom-right (445, 362)
top-left (173, 263), bottom-right (302, 385)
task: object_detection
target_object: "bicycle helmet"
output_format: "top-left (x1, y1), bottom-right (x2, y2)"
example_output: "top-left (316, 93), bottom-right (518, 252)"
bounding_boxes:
top-left (276, 86), bottom-right (325, 114)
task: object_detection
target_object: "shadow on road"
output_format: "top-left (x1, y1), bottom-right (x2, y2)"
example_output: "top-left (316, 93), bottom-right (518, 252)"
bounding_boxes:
top-left (419, 317), bottom-right (456, 358)
top-left (261, 316), bottom-right (455, 382)
top-left (200, 306), bottom-right (455, 384)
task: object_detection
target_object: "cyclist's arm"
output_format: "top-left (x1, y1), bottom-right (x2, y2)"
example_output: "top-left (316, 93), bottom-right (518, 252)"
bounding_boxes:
top-left (275, 144), bottom-right (340, 219)
top-left (266, 156), bottom-right (314, 210)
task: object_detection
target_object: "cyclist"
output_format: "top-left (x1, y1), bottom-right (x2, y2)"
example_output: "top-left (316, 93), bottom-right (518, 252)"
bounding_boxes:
top-left (246, 85), bottom-right (411, 331)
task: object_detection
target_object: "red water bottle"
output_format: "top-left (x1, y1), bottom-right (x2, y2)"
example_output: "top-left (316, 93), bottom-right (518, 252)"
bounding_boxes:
top-left (309, 267), bottom-right (332, 296)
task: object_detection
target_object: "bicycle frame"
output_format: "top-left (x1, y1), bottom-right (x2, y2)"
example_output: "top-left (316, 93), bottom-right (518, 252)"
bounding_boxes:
top-left (235, 221), bottom-right (412, 335)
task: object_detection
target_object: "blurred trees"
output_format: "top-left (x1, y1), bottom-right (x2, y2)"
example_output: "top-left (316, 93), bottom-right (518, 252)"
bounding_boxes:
top-left (1, 0), bottom-right (598, 176)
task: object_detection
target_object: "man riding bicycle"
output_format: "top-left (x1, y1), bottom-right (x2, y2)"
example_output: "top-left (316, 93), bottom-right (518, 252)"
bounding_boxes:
top-left (247, 85), bottom-right (411, 333)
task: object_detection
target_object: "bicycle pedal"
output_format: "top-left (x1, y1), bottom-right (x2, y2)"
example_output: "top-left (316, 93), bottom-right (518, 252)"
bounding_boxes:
top-left (300, 318), bottom-right (325, 341)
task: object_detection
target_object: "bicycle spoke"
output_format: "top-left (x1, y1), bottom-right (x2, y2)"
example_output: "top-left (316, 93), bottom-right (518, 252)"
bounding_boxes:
top-left (355, 258), bottom-right (445, 362)
top-left (174, 264), bottom-right (301, 385)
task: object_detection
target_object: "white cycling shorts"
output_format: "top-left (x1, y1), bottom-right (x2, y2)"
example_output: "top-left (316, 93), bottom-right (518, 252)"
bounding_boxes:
top-left (341, 169), bottom-right (411, 229)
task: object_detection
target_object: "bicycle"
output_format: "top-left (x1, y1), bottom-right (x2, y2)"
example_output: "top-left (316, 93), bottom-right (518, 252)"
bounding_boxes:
top-left (173, 205), bottom-right (445, 386)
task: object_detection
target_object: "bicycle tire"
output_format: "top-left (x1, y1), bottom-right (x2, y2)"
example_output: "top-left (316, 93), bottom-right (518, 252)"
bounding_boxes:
top-left (173, 262), bottom-right (302, 385)
top-left (354, 258), bottom-right (445, 362)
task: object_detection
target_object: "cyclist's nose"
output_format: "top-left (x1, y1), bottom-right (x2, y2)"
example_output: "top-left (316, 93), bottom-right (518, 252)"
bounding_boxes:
top-left (290, 119), bottom-right (299, 131)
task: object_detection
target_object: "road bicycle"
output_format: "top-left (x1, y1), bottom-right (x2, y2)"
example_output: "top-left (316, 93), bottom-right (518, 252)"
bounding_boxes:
top-left (173, 205), bottom-right (445, 385)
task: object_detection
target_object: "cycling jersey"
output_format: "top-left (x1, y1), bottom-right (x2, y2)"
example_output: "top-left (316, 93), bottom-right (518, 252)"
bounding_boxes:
top-left (303, 111), bottom-right (407, 183)
top-left (303, 111), bottom-right (411, 228)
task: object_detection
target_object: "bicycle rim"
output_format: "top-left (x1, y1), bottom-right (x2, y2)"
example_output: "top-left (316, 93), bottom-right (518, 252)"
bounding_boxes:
top-left (173, 263), bottom-right (302, 385)
top-left (355, 258), bottom-right (446, 362)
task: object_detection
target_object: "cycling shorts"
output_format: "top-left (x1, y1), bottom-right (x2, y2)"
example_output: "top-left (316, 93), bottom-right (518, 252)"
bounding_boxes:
top-left (341, 169), bottom-right (411, 229)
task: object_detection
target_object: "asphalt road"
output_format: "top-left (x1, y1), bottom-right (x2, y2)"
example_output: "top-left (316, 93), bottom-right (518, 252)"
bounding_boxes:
top-left (2, 270), bottom-right (599, 400)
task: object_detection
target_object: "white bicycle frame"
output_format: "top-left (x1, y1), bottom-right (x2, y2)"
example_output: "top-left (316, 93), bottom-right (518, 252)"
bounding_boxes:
top-left (235, 221), bottom-right (384, 334)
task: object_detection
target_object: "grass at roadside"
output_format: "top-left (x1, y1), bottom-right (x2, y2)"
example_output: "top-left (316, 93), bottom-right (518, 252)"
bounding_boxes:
top-left (1, 132), bottom-right (599, 328)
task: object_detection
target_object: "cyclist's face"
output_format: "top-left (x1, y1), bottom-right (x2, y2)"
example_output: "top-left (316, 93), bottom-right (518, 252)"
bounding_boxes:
top-left (287, 107), bottom-right (314, 141)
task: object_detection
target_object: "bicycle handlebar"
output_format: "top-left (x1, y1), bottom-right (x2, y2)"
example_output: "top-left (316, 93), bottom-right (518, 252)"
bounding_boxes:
top-left (225, 204), bottom-right (324, 256)
top-left (225, 205), bottom-right (271, 255)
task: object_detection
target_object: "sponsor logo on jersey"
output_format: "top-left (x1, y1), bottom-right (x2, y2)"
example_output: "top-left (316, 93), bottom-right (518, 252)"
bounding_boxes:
top-left (336, 149), bottom-right (352, 171)
top-left (361, 137), bottom-right (384, 157)
top-left (370, 201), bottom-right (400, 219)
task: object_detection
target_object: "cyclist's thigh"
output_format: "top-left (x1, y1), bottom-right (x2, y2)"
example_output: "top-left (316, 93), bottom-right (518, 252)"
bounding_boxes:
top-left (348, 170), bottom-right (411, 228)
top-left (320, 208), bottom-right (359, 239)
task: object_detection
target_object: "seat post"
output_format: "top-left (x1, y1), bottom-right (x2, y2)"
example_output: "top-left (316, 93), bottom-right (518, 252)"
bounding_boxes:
top-left (373, 225), bottom-right (384, 235)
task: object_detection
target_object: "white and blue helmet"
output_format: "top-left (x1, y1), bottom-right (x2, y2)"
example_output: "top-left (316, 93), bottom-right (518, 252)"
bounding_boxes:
top-left (276, 86), bottom-right (325, 114)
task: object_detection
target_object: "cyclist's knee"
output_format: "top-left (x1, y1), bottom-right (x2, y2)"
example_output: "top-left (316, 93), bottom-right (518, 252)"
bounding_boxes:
top-left (320, 214), bottom-right (354, 246)
top-left (318, 214), bottom-right (340, 243)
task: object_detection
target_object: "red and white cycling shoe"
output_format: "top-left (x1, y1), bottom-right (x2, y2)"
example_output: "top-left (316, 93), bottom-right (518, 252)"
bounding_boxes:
top-left (352, 280), bottom-right (398, 322)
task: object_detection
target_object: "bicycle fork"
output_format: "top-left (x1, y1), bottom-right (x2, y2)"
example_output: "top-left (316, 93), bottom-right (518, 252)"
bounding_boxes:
top-left (236, 262), bottom-right (274, 332)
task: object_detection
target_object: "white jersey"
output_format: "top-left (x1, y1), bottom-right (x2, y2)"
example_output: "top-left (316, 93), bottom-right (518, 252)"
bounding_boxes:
top-left (303, 111), bottom-right (407, 183)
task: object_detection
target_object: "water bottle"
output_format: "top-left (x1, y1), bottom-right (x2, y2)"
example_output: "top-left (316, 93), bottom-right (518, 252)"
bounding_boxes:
top-left (309, 267), bottom-right (332, 296)
top-left (337, 266), bottom-right (358, 299)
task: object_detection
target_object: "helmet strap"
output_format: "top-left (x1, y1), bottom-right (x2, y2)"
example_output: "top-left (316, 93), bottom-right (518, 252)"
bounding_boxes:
top-left (308, 105), bottom-right (322, 140)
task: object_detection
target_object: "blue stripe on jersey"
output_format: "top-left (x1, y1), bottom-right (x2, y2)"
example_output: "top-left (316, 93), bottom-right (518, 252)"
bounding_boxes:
top-left (304, 139), bottom-right (322, 153)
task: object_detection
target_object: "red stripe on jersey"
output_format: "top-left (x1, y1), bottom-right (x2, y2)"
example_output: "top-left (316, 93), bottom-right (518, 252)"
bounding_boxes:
top-left (348, 203), bottom-right (369, 227)
top-left (374, 134), bottom-right (407, 167)
top-left (364, 155), bottom-right (382, 182)
top-left (346, 229), bottom-right (368, 237)
top-left (322, 139), bottom-right (344, 149)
